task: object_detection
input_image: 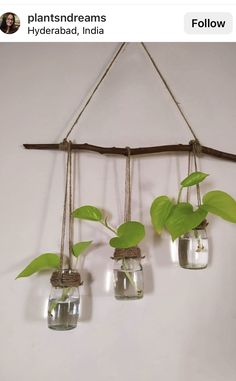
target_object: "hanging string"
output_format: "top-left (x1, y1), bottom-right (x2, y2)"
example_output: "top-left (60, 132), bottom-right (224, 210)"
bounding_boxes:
top-left (51, 140), bottom-right (83, 287)
top-left (141, 42), bottom-right (199, 143)
top-left (186, 140), bottom-right (202, 207)
top-left (124, 147), bottom-right (131, 222)
top-left (192, 141), bottom-right (201, 207)
top-left (186, 150), bottom-right (191, 203)
top-left (59, 140), bottom-right (73, 271)
top-left (68, 141), bottom-right (73, 269)
top-left (64, 42), bottom-right (127, 140)
top-left (64, 42), bottom-right (200, 145)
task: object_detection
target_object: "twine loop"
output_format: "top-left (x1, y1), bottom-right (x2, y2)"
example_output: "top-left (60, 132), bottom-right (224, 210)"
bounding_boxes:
top-left (59, 140), bottom-right (74, 271)
top-left (55, 141), bottom-right (83, 286)
top-left (111, 247), bottom-right (143, 260)
top-left (50, 270), bottom-right (82, 288)
top-left (187, 140), bottom-right (203, 207)
top-left (124, 146), bottom-right (131, 222)
top-left (111, 150), bottom-right (145, 261)
top-left (186, 140), bottom-right (208, 227)
top-left (53, 138), bottom-right (82, 288)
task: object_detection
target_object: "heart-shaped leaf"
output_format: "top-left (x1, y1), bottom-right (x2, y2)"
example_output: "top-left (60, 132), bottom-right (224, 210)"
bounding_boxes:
top-left (150, 196), bottom-right (174, 233)
top-left (181, 172), bottom-right (209, 188)
top-left (109, 221), bottom-right (145, 249)
top-left (165, 203), bottom-right (207, 240)
top-left (72, 241), bottom-right (92, 258)
top-left (72, 205), bottom-right (103, 221)
top-left (16, 253), bottom-right (60, 279)
top-left (202, 190), bottom-right (236, 222)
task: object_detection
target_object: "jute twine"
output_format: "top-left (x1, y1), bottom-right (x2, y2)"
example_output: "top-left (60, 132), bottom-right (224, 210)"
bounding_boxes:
top-left (189, 139), bottom-right (202, 156)
top-left (54, 139), bottom-right (79, 287)
top-left (111, 151), bottom-right (144, 260)
top-left (50, 270), bottom-right (82, 288)
top-left (64, 43), bottom-right (200, 144)
top-left (124, 147), bottom-right (131, 222)
top-left (186, 140), bottom-right (203, 207)
top-left (59, 139), bottom-right (71, 151)
top-left (186, 141), bottom-right (208, 230)
top-left (111, 150), bottom-right (144, 261)
top-left (111, 247), bottom-right (143, 260)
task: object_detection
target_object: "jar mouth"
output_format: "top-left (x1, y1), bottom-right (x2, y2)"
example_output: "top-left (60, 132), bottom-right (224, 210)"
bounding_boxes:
top-left (50, 270), bottom-right (82, 288)
top-left (60, 269), bottom-right (79, 274)
top-left (111, 247), bottom-right (143, 260)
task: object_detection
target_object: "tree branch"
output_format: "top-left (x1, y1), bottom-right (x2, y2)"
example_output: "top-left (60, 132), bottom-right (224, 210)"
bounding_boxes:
top-left (23, 143), bottom-right (236, 162)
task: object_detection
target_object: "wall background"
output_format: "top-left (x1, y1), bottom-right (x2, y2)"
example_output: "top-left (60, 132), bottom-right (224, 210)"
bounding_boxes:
top-left (1, 42), bottom-right (236, 381)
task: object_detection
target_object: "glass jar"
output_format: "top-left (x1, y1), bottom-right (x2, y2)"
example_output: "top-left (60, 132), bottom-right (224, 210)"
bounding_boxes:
top-left (113, 248), bottom-right (144, 300)
top-left (48, 270), bottom-right (81, 330)
top-left (178, 228), bottom-right (208, 269)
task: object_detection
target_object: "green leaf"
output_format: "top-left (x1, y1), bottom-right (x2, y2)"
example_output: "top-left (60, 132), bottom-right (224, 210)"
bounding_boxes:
top-left (150, 196), bottom-right (175, 233)
top-left (72, 241), bottom-right (92, 258)
top-left (110, 221), bottom-right (145, 249)
top-left (16, 253), bottom-right (60, 279)
top-left (72, 205), bottom-right (103, 221)
top-left (181, 172), bottom-right (209, 188)
top-left (165, 203), bottom-right (208, 241)
top-left (202, 190), bottom-right (236, 223)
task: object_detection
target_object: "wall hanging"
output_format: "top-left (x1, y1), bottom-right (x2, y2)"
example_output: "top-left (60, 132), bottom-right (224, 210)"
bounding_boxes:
top-left (18, 42), bottom-right (236, 329)
top-left (17, 141), bottom-right (92, 330)
top-left (150, 140), bottom-right (236, 269)
top-left (72, 147), bottom-right (145, 299)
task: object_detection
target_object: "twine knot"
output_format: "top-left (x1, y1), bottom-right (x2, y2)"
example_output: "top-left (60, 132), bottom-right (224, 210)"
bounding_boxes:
top-left (59, 139), bottom-right (72, 151)
top-left (189, 140), bottom-right (202, 156)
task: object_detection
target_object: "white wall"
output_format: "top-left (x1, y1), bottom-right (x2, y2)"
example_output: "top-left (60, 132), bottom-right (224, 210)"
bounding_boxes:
top-left (1, 42), bottom-right (236, 381)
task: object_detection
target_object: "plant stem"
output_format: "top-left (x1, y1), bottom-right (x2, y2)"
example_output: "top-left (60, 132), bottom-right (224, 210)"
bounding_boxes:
top-left (61, 287), bottom-right (70, 301)
top-left (177, 187), bottom-right (183, 204)
top-left (48, 287), bottom-right (71, 316)
top-left (122, 258), bottom-right (141, 296)
top-left (193, 229), bottom-right (204, 252)
top-left (100, 220), bottom-right (117, 235)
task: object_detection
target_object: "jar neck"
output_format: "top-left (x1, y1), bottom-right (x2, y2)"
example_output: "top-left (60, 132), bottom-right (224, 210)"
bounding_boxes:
top-left (49, 286), bottom-right (80, 299)
top-left (114, 257), bottom-right (142, 271)
top-left (183, 228), bottom-right (207, 239)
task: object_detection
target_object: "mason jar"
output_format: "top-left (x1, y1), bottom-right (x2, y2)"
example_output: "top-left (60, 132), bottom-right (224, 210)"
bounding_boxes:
top-left (48, 270), bottom-right (81, 330)
top-left (113, 247), bottom-right (144, 300)
top-left (178, 227), bottom-right (208, 270)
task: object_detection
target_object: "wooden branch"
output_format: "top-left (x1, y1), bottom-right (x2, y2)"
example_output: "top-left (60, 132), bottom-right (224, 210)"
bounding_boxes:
top-left (23, 143), bottom-right (236, 162)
